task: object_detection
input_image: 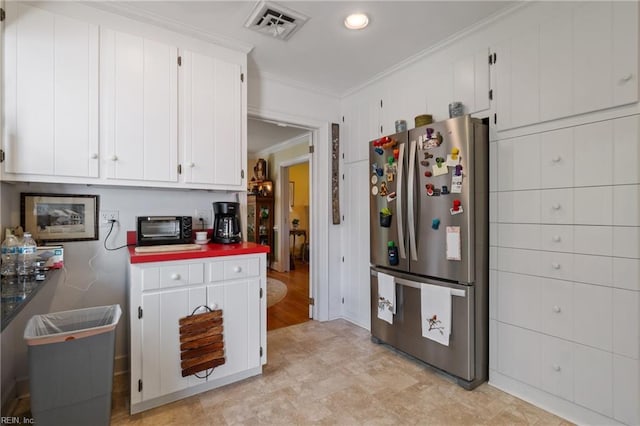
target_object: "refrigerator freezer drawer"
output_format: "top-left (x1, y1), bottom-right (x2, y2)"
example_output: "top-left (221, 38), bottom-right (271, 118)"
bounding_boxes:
top-left (370, 269), bottom-right (475, 383)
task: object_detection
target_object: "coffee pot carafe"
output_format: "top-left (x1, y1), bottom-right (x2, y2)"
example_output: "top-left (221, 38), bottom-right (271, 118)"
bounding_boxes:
top-left (212, 202), bottom-right (242, 244)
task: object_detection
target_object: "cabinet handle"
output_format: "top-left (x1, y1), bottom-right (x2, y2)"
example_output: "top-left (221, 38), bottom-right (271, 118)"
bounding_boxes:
top-left (233, 266), bottom-right (242, 273)
top-left (552, 263), bottom-right (561, 270)
top-left (552, 235), bottom-right (561, 243)
top-left (619, 74), bottom-right (633, 84)
top-left (552, 156), bottom-right (561, 163)
top-left (552, 305), bottom-right (562, 313)
top-left (552, 364), bottom-right (561, 372)
top-left (111, 155), bottom-right (118, 161)
top-left (170, 273), bottom-right (181, 280)
top-left (91, 153), bottom-right (98, 159)
top-left (552, 203), bottom-right (561, 210)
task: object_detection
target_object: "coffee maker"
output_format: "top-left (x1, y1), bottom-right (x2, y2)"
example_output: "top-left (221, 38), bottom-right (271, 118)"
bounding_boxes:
top-left (212, 202), bottom-right (242, 244)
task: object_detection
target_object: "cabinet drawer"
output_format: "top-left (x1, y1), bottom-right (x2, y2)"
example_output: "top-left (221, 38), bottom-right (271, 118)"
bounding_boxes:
top-left (159, 263), bottom-right (204, 288)
top-left (539, 334), bottom-right (574, 401)
top-left (223, 257), bottom-right (260, 280)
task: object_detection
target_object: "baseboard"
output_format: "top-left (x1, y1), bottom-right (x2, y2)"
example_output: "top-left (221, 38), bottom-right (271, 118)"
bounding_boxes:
top-left (333, 315), bottom-right (371, 332)
top-left (489, 369), bottom-right (624, 426)
top-left (1, 380), bottom-right (17, 416)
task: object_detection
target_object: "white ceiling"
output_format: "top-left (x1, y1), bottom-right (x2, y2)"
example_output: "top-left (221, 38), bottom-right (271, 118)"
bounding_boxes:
top-left (109, 0), bottom-right (516, 151)
top-left (117, 1), bottom-right (515, 96)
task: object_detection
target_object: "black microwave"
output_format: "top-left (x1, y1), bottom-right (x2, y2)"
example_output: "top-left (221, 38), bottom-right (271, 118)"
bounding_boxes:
top-left (136, 216), bottom-right (192, 246)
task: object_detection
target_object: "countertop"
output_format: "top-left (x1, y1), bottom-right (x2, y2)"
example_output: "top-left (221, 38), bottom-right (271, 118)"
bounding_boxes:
top-left (1, 270), bottom-right (60, 331)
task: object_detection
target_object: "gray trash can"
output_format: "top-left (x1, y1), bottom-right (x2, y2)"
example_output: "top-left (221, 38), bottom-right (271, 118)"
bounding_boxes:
top-left (24, 304), bottom-right (122, 426)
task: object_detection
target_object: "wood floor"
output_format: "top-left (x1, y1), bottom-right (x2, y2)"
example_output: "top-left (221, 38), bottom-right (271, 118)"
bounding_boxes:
top-left (266, 261), bottom-right (310, 331)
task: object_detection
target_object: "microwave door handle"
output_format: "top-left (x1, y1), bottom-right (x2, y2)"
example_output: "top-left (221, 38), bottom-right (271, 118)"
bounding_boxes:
top-left (407, 139), bottom-right (418, 261)
top-left (396, 142), bottom-right (406, 260)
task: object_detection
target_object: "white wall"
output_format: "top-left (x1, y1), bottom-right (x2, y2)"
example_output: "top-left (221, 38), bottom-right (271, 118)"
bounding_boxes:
top-left (248, 74), bottom-right (341, 321)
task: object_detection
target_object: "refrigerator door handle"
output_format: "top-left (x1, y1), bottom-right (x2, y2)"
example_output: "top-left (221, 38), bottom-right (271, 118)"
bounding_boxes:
top-left (407, 139), bottom-right (418, 261)
top-left (396, 143), bottom-right (406, 259)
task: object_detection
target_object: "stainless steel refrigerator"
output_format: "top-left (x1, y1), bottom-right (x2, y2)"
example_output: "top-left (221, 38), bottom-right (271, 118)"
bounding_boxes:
top-left (369, 115), bottom-right (488, 389)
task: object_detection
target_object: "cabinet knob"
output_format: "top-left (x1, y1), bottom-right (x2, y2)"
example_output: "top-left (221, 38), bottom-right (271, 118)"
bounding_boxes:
top-left (619, 74), bottom-right (633, 84)
top-left (552, 235), bottom-right (561, 243)
top-left (552, 364), bottom-right (561, 372)
top-left (552, 203), bottom-right (561, 210)
top-left (552, 156), bottom-right (561, 163)
top-left (209, 303), bottom-right (218, 310)
top-left (170, 273), bottom-right (181, 280)
top-left (111, 155), bottom-right (118, 161)
top-left (552, 263), bottom-right (561, 270)
top-left (188, 162), bottom-right (195, 168)
top-left (552, 305), bottom-right (562, 313)
top-left (91, 153), bottom-right (98, 159)
top-left (233, 266), bottom-right (242, 273)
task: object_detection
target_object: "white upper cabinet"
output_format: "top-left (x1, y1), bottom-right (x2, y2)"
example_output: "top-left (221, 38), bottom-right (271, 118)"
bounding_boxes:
top-left (496, 2), bottom-right (638, 131)
top-left (612, 1), bottom-right (639, 107)
top-left (2, 3), bottom-right (99, 178)
top-left (101, 28), bottom-right (178, 183)
top-left (572, 2), bottom-right (612, 115)
top-left (539, 6), bottom-right (573, 123)
top-left (181, 50), bottom-right (243, 188)
top-left (453, 48), bottom-right (490, 115)
top-left (342, 90), bottom-right (380, 163)
top-left (2, 5), bottom-right (246, 190)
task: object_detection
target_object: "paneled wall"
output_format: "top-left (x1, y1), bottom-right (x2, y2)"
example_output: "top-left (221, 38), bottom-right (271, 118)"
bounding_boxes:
top-left (340, 2), bottom-right (639, 424)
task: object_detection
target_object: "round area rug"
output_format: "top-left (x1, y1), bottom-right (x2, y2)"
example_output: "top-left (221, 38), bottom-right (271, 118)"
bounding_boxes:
top-left (267, 278), bottom-right (287, 308)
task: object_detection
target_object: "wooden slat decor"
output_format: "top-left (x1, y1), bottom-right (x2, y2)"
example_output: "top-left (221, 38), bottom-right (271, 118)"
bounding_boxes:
top-left (178, 309), bottom-right (225, 377)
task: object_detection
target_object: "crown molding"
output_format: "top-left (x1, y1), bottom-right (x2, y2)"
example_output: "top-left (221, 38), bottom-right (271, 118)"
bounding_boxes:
top-left (342, 1), bottom-right (527, 98)
top-left (248, 68), bottom-right (342, 99)
top-left (83, 1), bottom-right (254, 54)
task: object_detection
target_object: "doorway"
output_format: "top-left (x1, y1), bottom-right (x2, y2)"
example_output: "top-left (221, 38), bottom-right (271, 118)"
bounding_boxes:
top-left (265, 157), bottom-right (311, 330)
top-left (247, 118), bottom-right (313, 330)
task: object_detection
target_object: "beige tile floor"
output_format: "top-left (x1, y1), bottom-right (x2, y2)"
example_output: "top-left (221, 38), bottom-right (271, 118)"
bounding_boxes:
top-left (18, 319), bottom-right (573, 425)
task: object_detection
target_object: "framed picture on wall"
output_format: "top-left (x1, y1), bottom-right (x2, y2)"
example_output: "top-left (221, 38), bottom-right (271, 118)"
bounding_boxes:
top-left (20, 193), bottom-right (100, 243)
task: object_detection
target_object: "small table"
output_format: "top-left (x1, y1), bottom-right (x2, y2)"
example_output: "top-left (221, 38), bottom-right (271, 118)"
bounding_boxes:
top-left (289, 229), bottom-right (307, 270)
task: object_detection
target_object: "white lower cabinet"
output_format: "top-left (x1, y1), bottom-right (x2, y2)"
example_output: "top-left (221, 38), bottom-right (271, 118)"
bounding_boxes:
top-left (128, 254), bottom-right (266, 414)
top-left (493, 115), bottom-right (640, 425)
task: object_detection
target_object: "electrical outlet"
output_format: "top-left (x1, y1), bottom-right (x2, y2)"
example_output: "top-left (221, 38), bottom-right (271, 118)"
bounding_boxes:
top-left (100, 210), bottom-right (119, 224)
top-left (194, 209), bottom-right (212, 229)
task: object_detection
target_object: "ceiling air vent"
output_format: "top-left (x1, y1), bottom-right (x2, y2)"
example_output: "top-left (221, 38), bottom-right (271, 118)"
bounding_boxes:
top-left (244, 1), bottom-right (309, 41)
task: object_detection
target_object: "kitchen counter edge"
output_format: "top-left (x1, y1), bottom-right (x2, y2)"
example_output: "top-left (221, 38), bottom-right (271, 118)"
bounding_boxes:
top-left (128, 242), bottom-right (270, 264)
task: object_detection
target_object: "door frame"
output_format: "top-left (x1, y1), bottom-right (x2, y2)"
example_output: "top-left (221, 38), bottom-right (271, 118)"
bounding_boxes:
top-left (248, 108), bottom-right (329, 322)
top-left (278, 154), bottom-right (310, 266)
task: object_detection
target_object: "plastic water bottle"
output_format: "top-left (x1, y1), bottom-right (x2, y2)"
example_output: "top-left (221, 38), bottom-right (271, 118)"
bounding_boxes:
top-left (1, 230), bottom-right (19, 277)
top-left (17, 232), bottom-right (37, 277)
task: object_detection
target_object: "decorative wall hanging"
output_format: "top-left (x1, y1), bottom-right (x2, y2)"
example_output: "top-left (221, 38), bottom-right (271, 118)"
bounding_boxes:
top-left (331, 123), bottom-right (341, 225)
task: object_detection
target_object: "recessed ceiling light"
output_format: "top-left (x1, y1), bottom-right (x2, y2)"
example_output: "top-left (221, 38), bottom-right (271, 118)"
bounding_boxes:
top-left (344, 13), bottom-right (369, 30)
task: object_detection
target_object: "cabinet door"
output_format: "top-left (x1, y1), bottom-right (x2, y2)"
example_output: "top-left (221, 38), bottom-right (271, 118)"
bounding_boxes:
top-left (181, 50), bottom-right (243, 187)
top-left (3, 3), bottom-right (98, 177)
top-left (509, 25), bottom-right (539, 128)
top-left (206, 278), bottom-right (261, 380)
top-left (573, 2), bottom-right (612, 115)
top-left (342, 160), bottom-right (370, 326)
top-left (343, 91), bottom-right (380, 163)
top-left (101, 28), bottom-right (178, 182)
top-left (140, 286), bottom-right (207, 401)
top-left (452, 49), bottom-right (490, 115)
top-left (539, 7), bottom-right (572, 122)
top-left (613, 1), bottom-right (639, 107)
